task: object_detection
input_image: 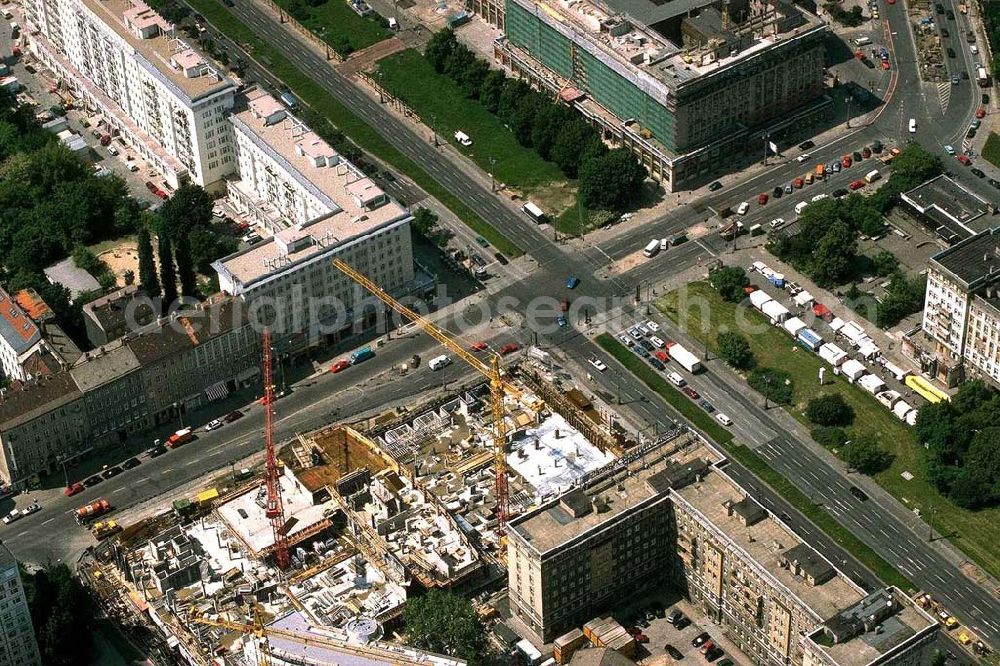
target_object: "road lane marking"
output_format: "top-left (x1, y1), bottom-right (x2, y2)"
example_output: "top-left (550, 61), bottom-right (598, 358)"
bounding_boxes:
top-left (40, 518), bottom-right (53, 525)
top-left (112, 487), bottom-right (128, 494)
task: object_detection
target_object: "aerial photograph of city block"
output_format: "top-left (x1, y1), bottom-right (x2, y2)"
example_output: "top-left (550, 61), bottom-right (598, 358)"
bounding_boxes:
top-left (0, 0), bottom-right (998, 663)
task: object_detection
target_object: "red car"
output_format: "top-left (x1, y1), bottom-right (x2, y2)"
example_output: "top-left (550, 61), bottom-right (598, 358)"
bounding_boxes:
top-left (156, 189), bottom-right (169, 200)
top-left (499, 343), bottom-right (519, 355)
top-left (64, 482), bottom-right (85, 497)
top-left (849, 179), bottom-right (866, 190)
top-left (881, 60), bottom-right (890, 70)
top-left (560, 299), bottom-right (570, 312)
top-left (654, 350), bottom-right (669, 362)
top-left (793, 177), bottom-right (804, 189)
top-left (977, 107), bottom-right (987, 119)
top-left (145, 180), bottom-right (158, 193)
top-left (470, 341), bottom-right (488, 351)
top-left (958, 154), bottom-right (971, 165)
top-left (330, 359), bottom-right (350, 373)
top-left (841, 155), bottom-right (852, 168)
top-left (757, 192), bottom-right (769, 205)
top-left (743, 285), bottom-right (756, 294)
top-left (682, 386), bottom-right (700, 400)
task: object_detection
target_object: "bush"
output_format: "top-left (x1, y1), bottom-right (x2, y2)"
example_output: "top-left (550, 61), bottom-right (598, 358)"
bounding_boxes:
top-left (806, 394), bottom-right (855, 427)
top-left (716, 331), bottom-right (755, 370)
top-left (811, 426), bottom-right (849, 448)
top-left (748, 368), bottom-right (793, 405)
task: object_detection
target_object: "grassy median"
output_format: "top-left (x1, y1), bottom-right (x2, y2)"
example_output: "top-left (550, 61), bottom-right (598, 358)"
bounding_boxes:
top-left (187, 0), bottom-right (523, 257)
top-left (657, 281), bottom-right (1000, 580)
top-left (597, 332), bottom-right (912, 591)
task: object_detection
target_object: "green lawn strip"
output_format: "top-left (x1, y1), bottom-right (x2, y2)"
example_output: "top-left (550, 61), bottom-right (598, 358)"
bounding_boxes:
top-left (188, 0), bottom-right (523, 257)
top-left (726, 443), bottom-right (913, 591)
top-left (375, 50), bottom-right (566, 192)
top-left (596, 332), bottom-right (912, 591)
top-left (273, 0), bottom-right (387, 53)
top-left (982, 132), bottom-right (1000, 169)
top-left (658, 281), bottom-right (1000, 579)
top-left (595, 334), bottom-right (733, 444)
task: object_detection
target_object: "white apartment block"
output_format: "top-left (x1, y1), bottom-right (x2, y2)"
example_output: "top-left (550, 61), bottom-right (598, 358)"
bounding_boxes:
top-left (922, 229), bottom-right (1000, 387)
top-left (0, 544), bottom-right (41, 666)
top-left (25, 0), bottom-right (236, 188)
top-left (214, 90), bottom-right (415, 349)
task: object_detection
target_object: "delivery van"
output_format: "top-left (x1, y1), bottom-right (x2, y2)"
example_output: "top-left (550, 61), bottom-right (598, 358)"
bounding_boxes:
top-left (643, 239), bottom-right (661, 258)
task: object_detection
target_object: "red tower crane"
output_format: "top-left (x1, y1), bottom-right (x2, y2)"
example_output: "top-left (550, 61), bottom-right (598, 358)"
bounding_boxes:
top-left (262, 329), bottom-right (290, 569)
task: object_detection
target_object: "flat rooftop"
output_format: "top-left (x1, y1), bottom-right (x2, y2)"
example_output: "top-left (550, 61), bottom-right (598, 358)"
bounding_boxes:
top-left (289, 554), bottom-right (407, 624)
top-left (506, 412), bottom-right (615, 501)
top-left (508, 0), bottom-right (823, 90)
top-left (928, 227), bottom-right (1000, 289)
top-left (509, 430), bottom-right (704, 555)
top-left (216, 467), bottom-right (330, 554)
top-left (79, 0), bottom-right (233, 102)
top-left (806, 589), bottom-right (937, 666)
top-left (218, 91), bottom-right (410, 286)
top-left (902, 175), bottom-right (991, 241)
top-left (673, 463), bottom-right (862, 622)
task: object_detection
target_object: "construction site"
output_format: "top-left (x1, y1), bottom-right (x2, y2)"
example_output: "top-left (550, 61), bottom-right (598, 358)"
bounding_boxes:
top-left (77, 260), bottom-right (642, 666)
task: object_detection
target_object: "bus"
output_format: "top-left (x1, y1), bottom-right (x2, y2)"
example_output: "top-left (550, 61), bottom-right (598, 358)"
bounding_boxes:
top-left (977, 67), bottom-right (991, 88)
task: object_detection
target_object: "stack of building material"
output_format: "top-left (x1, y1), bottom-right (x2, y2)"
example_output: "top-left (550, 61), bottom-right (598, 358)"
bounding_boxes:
top-left (582, 617), bottom-right (635, 659)
top-left (554, 628), bottom-right (587, 664)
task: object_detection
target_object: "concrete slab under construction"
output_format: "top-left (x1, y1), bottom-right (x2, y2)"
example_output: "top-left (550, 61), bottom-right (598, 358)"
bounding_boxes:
top-left (507, 412), bottom-right (614, 501)
top-left (216, 467), bottom-right (331, 555)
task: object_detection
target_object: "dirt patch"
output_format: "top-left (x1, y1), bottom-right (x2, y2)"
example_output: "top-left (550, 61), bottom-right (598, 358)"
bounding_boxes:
top-left (528, 180), bottom-right (578, 217)
top-left (97, 242), bottom-right (140, 288)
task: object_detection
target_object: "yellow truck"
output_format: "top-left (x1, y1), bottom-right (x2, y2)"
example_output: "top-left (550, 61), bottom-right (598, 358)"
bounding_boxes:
top-left (92, 520), bottom-right (122, 540)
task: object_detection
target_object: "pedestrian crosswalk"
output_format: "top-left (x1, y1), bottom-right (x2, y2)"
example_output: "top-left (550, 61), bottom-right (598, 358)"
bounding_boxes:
top-left (937, 82), bottom-right (951, 113)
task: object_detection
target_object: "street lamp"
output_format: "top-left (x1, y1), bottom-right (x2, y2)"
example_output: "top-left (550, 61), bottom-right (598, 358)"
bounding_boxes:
top-left (763, 375), bottom-right (772, 409)
top-left (845, 95), bottom-right (852, 128)
top-left (488, 156), bottom-right (496, 192)
top-left (378, 70), bottom-right (385, 103)
top-left (430, 113), bottom-right (439, 147)
top-left (762, 132), bottom-right (770, 166)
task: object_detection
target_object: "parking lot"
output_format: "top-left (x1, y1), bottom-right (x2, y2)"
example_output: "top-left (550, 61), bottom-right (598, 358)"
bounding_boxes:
top-left (612, 595), bottom-right (749, 665)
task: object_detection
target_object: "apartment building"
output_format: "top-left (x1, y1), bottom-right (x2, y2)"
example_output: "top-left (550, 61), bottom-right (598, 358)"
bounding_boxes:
top-left (26, 0), bottom-right (237, 188)
top-left (214, 91), bottom-right (419, 352)
top-left (0, 544), bottom-right (41, 666)
top-left (496, 0), bottom-right (827, 190)
top-left (507, 435), bottom-right (938, 664)
top-left (921, 228), bottom-right (1000, 387)
top-left (0, 299), bottom-right (259, 487)
top-left (0, 286), bottom-right (79, 383)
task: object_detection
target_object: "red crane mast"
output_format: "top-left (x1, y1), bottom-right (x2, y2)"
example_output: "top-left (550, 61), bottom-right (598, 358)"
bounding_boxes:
top-left (262, 329), bottom-right (290, 569)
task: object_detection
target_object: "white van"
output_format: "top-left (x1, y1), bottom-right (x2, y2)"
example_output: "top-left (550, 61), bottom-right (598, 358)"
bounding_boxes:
top-left (522, 201), bottom-right (545, 223)
top-left (794, 201), bottom-right (809, 215)
top-left (737, 201), bottom-right (750, 215)
top-left (643, 239), bottom-right (661, 258)
top-left (853, 36), bottom-right (871, 46)
top-left (908, 118), bottom-right (916, 133)
top-left (667, 372), bottom-right (686, 387)
top-left (454, 131), bottom-right (472, 146)
top-left (428, 355), bottom-right (452, 370)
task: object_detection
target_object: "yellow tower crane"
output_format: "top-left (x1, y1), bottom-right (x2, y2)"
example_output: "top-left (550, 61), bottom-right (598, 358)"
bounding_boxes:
top-left (332, 258), bottom-right (519, 538)
top-left (190, 606), bottom-right (434, 666)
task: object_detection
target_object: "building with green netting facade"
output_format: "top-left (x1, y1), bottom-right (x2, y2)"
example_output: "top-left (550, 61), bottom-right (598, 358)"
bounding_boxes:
top-left (496, 0), bottom-right (830, 190)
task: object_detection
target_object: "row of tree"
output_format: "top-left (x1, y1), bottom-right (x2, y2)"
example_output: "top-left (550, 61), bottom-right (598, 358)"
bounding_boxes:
top-left (916, 380), bottom-right (1000, 509)
top-left (136, 184), bottom-right (237, 310)
top-left (423, 29), bottom-right (646, 211)
top-left (21, 563), bottom-right (95, 666)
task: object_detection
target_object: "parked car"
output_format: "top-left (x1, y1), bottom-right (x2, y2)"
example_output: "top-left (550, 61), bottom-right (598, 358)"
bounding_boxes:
top-left (101, 466), bottom-right (122, 480)
top-left (224, 410), bottom-right (244, 423)
top-left (122, 457), bottom-right (141, 470)
top-left (588, 357), bottom-right (607, 372)
top-left (971, 167), bottom-right (986, 178)
top-left (565, 276), bottom-right (580, 289)
top-left (330, 359), bottom-right (350, 373)
top-left (499, 343), bottom-right (519, 355)
top-left (708, 180), bottom-right (723, 191)
top-left (205, 419), bottom-right (224, 431)
top-left (692, 632), bottom-right (711, 648)
top-left (798, 140), bottom-right (814, 150)
top-left (958, 154), bottom-right (972, 165)
top-left (84, 475), bottom-right (103, 487)
top-left (64, 483), bottom-right (85, 497)
top-left (665, 644), bottom-right (684, 660)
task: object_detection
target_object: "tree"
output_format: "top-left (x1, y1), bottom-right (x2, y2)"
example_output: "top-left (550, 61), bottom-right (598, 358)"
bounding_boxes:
top-left (443, 44), bottom-right (475, 85)
top-left (158, 184), bottom-right (213, 239)
top-left (510, 92), bottom-right (547, 147)
top-left (709, 265), bottom-right (749, 302)
top-left (188, 226), bottom-right (238, 275)
top-left (425, 28), bottom-right (458, 73)
top-left (716, 331), bottom-right (755, 370)
top-left (411, 207), bottom-right (439, 236)
top-left (123, 269), bottom-right (135, 286)
top-left (158, 233), bottom-right (177, 312)
top-left (456, 58), bottom-right (491, 99)
top-left (578, 149), bottom-right (645, 210)
top-left (932, 651), bottom-right (948, 666)
top-left (496, 79), bottom-right (532, 126)
top-left (478, 69), bottom-right (507, 114)
top-left (811, 221), bottom-right (857, 286)
top-left (137, 226), bottom-right (160, 298)
top-left (531, 105), bottom-right (574, 161)
top-left (872, 250), bottom-right (898, 277)
top-left (551, 119), bottom-right (604, 177)
top-left (22, 562), bottom-right (95, 666)
top-left (403, 590), bottom-right (493, 665)
top-left (174, 231), bottom-right (198, 298)
top-left (842, 435), bottom-right (893, 475)
top-left (806, 394), bottom-right (855, 427)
